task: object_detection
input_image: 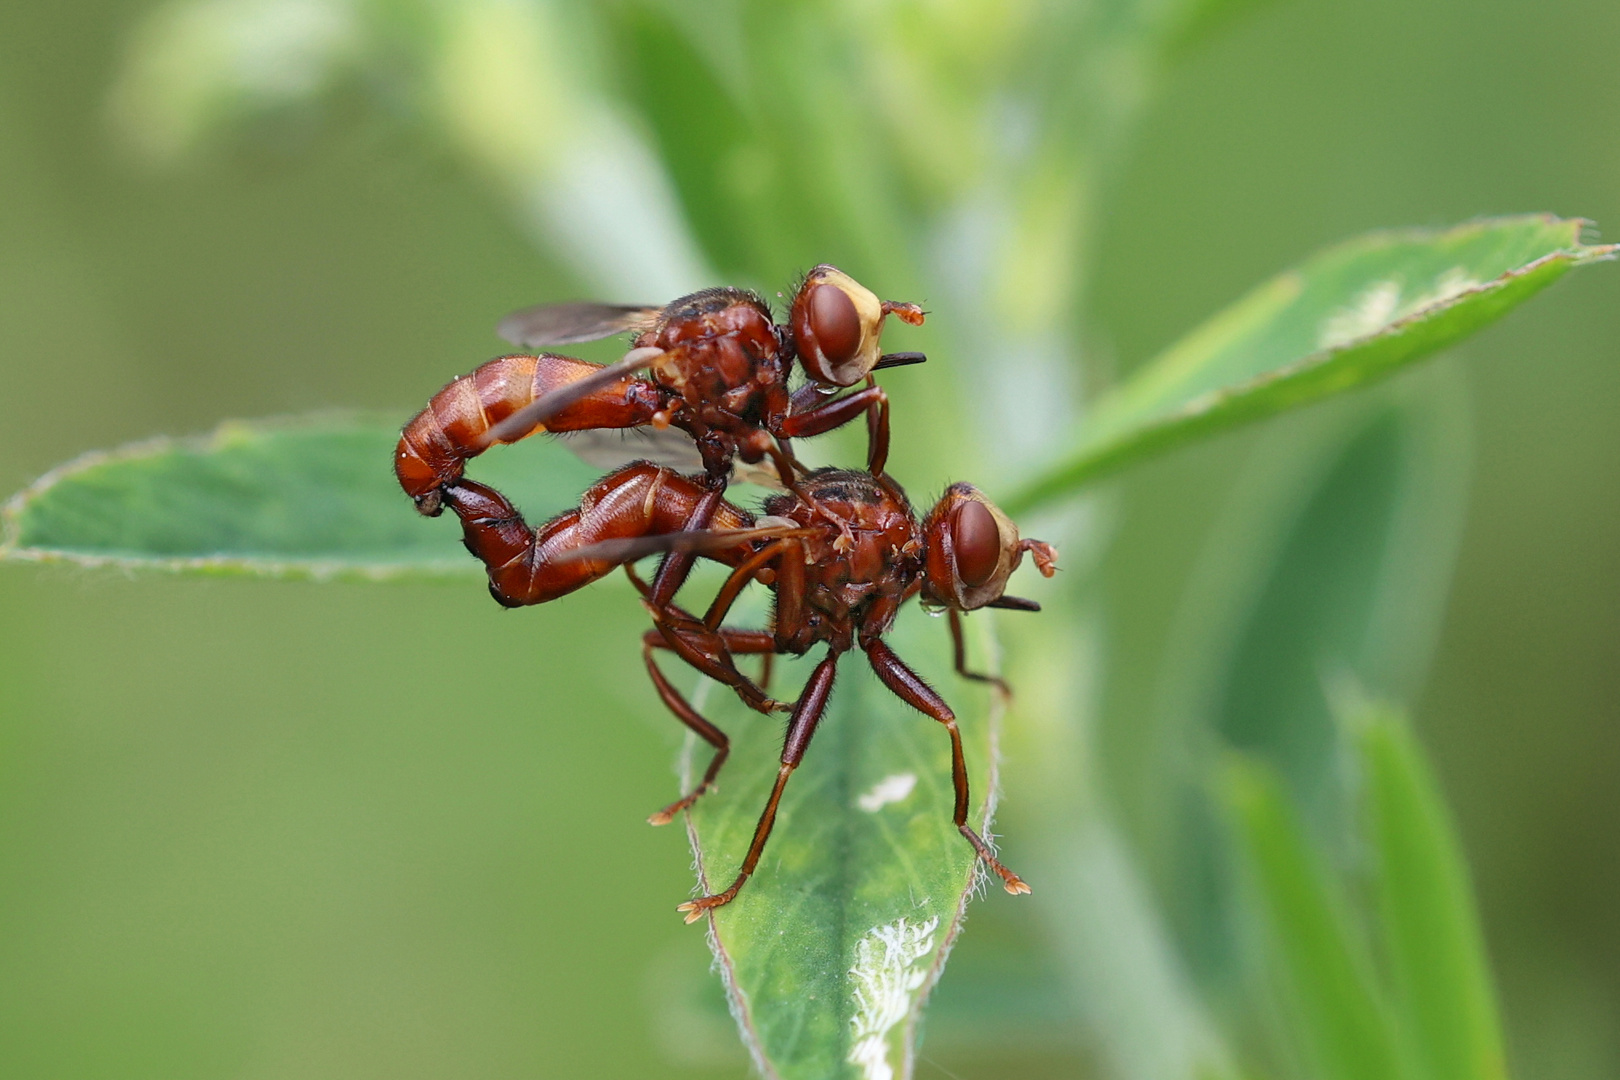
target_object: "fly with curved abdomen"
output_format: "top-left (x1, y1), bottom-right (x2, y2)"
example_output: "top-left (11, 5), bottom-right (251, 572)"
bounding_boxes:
top-left (433, 461), bottom-right (1058, 921)
top-left (395, 266), bottom-right (927, 608)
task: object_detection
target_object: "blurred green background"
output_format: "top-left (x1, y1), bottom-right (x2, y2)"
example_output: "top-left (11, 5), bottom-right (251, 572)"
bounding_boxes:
top-left (1, 1), bottom-right (1616, 1078)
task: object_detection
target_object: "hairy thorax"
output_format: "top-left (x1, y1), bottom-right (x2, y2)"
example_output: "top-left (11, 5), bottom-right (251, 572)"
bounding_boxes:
top-left (639, 287), bottom-right (785, 423)
top-left (765, 470), bottom-right (922, 652)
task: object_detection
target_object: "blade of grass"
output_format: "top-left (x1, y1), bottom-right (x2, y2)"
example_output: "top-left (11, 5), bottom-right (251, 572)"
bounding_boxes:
top-left (1353, 704), bottom-right (1510, 1080)
top-left (1223, 757), bottom-right (1419, 1080)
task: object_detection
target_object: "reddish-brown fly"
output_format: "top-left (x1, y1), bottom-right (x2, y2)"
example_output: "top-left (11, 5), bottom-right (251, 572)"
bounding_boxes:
top-left (437, 463), bottom-right (1058, 920)
top-left (395, 266), bottom-right (922, 509)
top-left (394, 266), bottom-right (925, 611)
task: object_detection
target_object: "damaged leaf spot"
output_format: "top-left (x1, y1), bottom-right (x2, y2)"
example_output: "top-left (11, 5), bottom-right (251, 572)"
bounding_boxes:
top-left (847, 917), bottom-right (940, 1080)
top-left (856, 773), bottom-right (918, 812)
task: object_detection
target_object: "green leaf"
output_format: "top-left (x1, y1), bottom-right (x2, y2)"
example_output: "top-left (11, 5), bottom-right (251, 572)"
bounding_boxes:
top-left (0, 415), bottom-right (603, 580)
top-left (681, 609), bottom-right (1009, 1080)
top-left (1354, 704), bottom-right (1509, 1080)
top-left (1223, 758), bottom-right (1419, 1080)
top-left (1006, 215), bottom-right (1616, 513)
top-left (653, 893), bottom-right (1080, 1066)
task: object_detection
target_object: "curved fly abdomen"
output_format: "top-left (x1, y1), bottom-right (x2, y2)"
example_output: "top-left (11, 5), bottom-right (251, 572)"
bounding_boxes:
top-left (441, 462), bottom-right (753, 608)
top-left (395, 353), bottom-right (662, 515)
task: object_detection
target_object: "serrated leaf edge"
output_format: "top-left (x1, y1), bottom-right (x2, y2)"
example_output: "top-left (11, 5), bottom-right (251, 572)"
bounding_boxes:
top-left (1007, 220), bottom-right (1617, 511)
top-left (0, 413), bottom-right (481, 582)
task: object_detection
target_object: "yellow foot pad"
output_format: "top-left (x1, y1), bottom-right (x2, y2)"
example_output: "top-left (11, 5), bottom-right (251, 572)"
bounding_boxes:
top-left (677, 894), bottom-right (731, 924)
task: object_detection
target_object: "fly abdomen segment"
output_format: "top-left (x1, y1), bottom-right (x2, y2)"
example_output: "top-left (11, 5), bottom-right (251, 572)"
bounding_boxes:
top-left (395, 353), bottom-right (660, 515)
top-left (440, 463), bottom-right (746, 608)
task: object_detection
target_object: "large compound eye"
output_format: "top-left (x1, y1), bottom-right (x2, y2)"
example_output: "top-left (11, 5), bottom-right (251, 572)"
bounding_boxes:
top-left (808, 284), bottom-right (861, 365)
top-left (790, 266), bottom-right (886, 385)
top-left (952, 499), bottom-right (1001, 588)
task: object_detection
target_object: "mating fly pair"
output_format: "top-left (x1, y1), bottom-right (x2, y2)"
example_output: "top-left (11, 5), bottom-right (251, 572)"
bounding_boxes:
top-left (394, 267), bottom-right (1058, 920)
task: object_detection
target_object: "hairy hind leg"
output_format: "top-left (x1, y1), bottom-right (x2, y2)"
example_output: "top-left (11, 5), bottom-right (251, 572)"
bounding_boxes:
top-left (949, 608), bottom-right (1011, 697)
top-left (864, 638), bottom-right (1030, 895)
top-left (678, 648), bottom-right (841, 923)
top-left (626, 563), bottom-right (785, 716)
top-left (642, 628), bottom-right (781, 825)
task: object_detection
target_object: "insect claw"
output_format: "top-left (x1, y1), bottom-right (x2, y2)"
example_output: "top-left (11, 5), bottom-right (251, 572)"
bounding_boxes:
top-left (677, 892), bottom-right (733, 923)
top-left (1004, 876), bottom-right (1032, 895)
top-left (649, 781), bottom-right (719, 825)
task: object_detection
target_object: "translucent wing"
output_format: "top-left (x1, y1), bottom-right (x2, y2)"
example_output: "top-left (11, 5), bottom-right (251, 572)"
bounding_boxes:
top-left (553, 427), bottom-right (788, 490)
top-left (496, 301), bottom-right (663, 347)
top-left (556, 427), bottom-right (706, 475)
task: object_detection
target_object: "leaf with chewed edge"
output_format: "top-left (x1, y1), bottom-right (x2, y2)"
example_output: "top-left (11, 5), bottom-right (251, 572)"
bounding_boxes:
top-left (0, 414), bottom-right (605, 580)
top-left (1006, 215), bottom-right (1616, 513)
top-left (679, 609), bottom-right (1010, 1080)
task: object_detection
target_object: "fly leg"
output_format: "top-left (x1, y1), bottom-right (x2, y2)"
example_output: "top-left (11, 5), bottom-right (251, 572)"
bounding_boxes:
top-left (864, 639), bottom-right (1030, 895)
top-left (625, 565), bottom-right (786, 717)
top-left (863, 375), bottom-right (891, 477)
top-left (774, 384), bottom-right (897, 549)
top-left (641, 614), bottom-right (785, 716)
top-left (642, 628), bottom-right (779, 825)
top-left (738, 425), bottom-right (859, 552)
top-left (677, 648), bottom-right (842, 923)
top-left (949, 608), bottom-right (1010, 697)
top-left (779, 383), bottom-right (892, 474)
top-left (699, 537), bottom-right (800, 631)
top-left (646, 485), bottom-right (724, 611)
